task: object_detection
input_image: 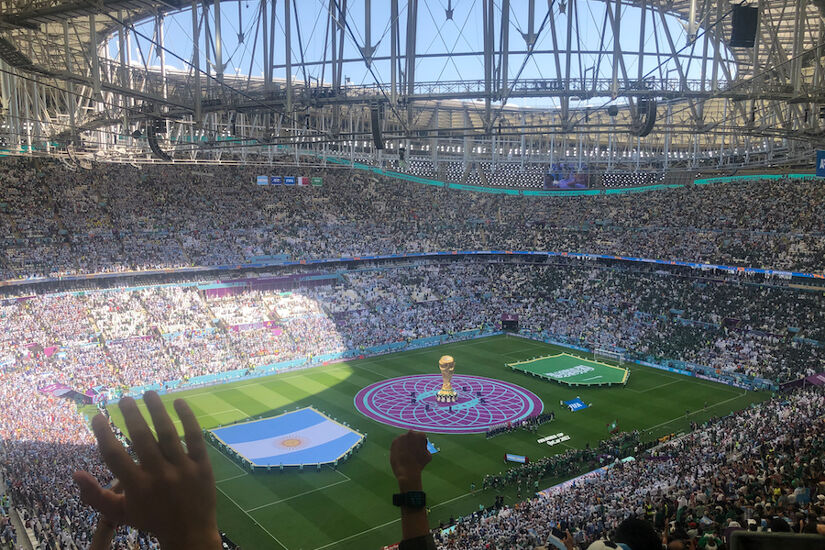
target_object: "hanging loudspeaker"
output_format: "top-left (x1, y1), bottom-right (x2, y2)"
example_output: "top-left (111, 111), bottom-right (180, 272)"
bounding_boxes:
top-left (730, 6), bottom-right (758, 48)
top-left (147, 124), bottom-right (172, 162)
top-left (370, 105), bottom-right (384, 150)
top-left (638, 98), bottom-right (657, 138)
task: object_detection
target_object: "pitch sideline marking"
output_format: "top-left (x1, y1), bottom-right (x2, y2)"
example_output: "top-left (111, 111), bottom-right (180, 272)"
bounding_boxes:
top-left (310, 489), bottom-right (484, 550)
top-left (624, 364), bottom-right (745, 393)
top-left (350, 361), bottom-right (394, 380)
top-left (643, 390), bottom-right (749, 434)
top-left (207, 440), bottom-right (249, 476)
top-left (216, 484), bottom-right (289, 550)
top-left (640, 379), bottom-right (682, 393)
top-left (244, 478), bottom-right (351, 513)
top-left (215, 472), bottom-right (248, 484)
top-left (626, 379), bottom-right (682, 394)
top-left (348, 337), bottom-right (518, 381)
top-left (171, 407), bottom-right (245, 426)
top-left (310, 517), bottom-right (400, 550)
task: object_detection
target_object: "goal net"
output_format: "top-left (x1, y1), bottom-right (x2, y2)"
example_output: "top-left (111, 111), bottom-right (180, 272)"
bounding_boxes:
top-left (594, 348), bottom-right (625, 365)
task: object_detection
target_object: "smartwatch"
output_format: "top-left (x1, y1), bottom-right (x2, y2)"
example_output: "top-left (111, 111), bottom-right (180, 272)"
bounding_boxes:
top-left (393, 491), bottom-right (426, 509)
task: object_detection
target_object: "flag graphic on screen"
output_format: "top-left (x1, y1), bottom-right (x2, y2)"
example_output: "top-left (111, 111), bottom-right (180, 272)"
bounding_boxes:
top-left (256, 175), bottom-right (269, 185)
top-left (297, 176), bottom-right (310, 186)
top-left (270, 176), bottom-right (282, 185)
top-left (284, 176), bottom-right (296, 185)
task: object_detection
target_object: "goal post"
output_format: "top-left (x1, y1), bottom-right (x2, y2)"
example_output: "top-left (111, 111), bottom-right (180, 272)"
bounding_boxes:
top-left (593, 348), bottom-right (625, 365)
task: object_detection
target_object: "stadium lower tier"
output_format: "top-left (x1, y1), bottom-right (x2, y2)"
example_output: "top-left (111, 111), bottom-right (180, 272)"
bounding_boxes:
top-left (0, 257), bottom-right (824, 549)
top-left (2, 258), bottom-right (822, 392)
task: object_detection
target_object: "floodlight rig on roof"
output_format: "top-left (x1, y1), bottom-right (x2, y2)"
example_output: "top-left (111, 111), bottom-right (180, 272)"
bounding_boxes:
top-left (0, 0), bottom-right (819, 175)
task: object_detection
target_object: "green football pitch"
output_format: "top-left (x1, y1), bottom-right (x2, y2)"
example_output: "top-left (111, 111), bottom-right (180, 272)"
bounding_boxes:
top-left (101, 335), bottom-right (768, 550)
top-left (508, 353), bottom-right (629, 386)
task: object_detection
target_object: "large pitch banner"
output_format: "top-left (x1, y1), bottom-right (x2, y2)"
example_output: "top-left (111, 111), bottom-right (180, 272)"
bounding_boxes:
top-left (508, 353), bottom-right (629, 386)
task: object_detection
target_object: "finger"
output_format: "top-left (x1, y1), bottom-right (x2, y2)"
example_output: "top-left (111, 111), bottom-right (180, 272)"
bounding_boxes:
top-left (144, 391), bottom-right (184, 463)
top-left (73, 471), bottom-right (127, 525)
top-left (409, 430), bottom-right (431, 459)
top-left (119, 397), bottom-right (164, 468)
top-left (174, 398), bottom-right (208, 463)
top-left (90, 415), bottom-right (138, 485)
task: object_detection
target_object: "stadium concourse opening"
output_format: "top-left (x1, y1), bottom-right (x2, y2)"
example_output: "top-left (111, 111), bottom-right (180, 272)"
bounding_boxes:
top-left (508, 353), bottom-right (629, 387)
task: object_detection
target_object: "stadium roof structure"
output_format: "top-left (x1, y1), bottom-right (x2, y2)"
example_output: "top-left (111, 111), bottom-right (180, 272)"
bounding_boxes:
top-left (0, 0), bottom-right (822, 175)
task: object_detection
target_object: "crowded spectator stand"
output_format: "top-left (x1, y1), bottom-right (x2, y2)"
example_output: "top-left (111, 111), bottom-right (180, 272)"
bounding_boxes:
top-left (1, 161), bottom-right (824, 549)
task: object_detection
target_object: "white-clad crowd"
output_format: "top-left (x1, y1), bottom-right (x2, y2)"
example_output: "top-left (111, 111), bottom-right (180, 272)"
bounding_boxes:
top-left (435, 389), bottom-right (825, 549)
top-left (2, 158), bottom-right (825, 281)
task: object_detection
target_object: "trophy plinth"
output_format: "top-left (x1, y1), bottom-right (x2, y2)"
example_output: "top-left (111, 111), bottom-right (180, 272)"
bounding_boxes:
top-left (436, 355), bottom-right (458, 403)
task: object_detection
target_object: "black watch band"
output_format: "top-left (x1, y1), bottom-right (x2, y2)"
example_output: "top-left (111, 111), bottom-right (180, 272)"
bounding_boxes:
top-left (393, 491), bottom-right (426, 509)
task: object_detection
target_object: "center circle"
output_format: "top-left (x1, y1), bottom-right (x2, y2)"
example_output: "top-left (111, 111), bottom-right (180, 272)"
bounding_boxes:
top-left (354, 374), bottom-right (543, 434)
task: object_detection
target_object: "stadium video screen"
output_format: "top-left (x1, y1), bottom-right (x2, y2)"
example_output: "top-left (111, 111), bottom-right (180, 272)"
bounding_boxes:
top-left (544, 163), bottom-right (588, 189)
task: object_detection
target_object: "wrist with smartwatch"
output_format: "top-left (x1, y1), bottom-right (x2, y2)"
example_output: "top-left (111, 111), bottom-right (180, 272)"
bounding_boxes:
top-left (393, 490), bottom-right (426, 509)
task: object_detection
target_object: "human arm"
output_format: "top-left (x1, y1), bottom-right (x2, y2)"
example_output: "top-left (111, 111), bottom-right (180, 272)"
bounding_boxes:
top-left (74, 391), bottom-right (222, 550)
top-left (390, 430), bottom-right (434, 546)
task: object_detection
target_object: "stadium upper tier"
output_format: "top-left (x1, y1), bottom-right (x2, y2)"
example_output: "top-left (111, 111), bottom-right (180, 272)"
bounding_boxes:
top-left (0, 159), bottom-right (823, 281)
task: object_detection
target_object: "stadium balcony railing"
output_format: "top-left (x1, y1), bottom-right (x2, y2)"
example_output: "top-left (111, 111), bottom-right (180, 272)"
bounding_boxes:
top-left (2, 249), bottom-right (823, 291)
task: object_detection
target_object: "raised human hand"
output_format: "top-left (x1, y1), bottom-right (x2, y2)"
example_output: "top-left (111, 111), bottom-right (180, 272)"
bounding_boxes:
top-left (390, 430), bottom-right (432, 491)
top-left (74, 391), bottom-right (221, 550)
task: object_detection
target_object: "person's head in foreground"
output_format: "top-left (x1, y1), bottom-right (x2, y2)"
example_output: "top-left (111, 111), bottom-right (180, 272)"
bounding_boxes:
top-left (587, 518), bottom-right (661, 550)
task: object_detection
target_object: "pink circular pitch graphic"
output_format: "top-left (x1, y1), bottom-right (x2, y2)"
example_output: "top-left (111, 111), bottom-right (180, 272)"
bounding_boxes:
top-left (354, 374), bottom-right (543, 434)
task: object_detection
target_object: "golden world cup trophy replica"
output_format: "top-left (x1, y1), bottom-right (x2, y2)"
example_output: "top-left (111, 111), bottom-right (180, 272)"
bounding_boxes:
top-left (436, 355), bottom-right (458, 402)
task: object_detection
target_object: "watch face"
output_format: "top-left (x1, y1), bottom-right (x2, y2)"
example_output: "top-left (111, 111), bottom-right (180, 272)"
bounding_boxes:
top-left (394, 491), bottom-right (426, 508)
top-left (406, 491), bottom-right (425, 508)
